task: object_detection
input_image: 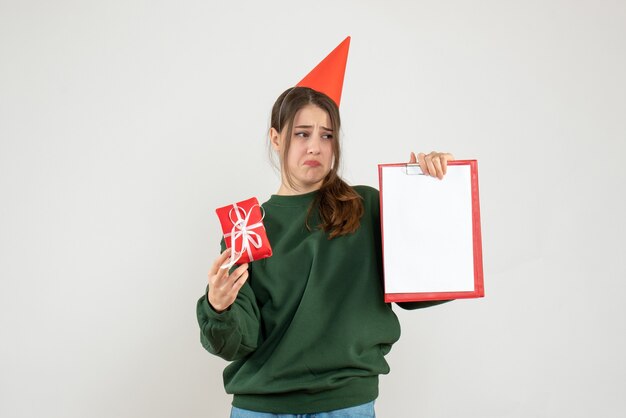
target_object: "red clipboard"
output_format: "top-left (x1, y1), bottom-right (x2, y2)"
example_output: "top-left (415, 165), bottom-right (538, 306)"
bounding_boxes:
top-left (378, 160), bottom-right (484, 302)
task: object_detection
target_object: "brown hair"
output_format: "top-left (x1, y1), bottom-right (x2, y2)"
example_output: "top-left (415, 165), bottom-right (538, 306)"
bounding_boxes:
top-left (270, 87), bottom-right (364, 239)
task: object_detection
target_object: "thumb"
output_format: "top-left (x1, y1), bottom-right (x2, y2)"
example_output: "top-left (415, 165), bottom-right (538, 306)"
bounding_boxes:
top-left (409, 152), bottom-right (417, 164)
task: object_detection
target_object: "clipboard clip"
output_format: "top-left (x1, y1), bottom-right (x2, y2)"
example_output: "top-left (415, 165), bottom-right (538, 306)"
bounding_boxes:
top-left (402, 163), bottom-right (425, 175)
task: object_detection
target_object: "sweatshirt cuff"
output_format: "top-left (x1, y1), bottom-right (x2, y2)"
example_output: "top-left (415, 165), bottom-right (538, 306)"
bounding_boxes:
top-left (200, 286), bottom-right (234, 321)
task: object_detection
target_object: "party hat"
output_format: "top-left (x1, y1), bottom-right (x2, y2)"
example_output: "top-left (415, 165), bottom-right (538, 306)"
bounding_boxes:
top-left (296, 36), bottom-right (351, 107)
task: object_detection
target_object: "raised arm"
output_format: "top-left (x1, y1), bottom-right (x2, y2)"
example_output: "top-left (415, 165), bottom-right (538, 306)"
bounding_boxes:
top-left (196, 249), bottom-right (261, 361)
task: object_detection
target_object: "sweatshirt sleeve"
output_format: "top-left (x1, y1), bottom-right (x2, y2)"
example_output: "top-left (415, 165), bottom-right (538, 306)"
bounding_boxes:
top-left (196, 280), bottom-right (261, 361)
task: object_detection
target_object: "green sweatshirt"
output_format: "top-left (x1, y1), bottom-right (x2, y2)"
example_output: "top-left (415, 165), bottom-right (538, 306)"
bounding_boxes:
top-left (196, 185), bottom-right (446, 414)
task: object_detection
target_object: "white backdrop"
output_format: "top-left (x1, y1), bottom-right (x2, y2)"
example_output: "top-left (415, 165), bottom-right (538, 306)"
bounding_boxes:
top-left (1, 1), bottom-right (625, 417)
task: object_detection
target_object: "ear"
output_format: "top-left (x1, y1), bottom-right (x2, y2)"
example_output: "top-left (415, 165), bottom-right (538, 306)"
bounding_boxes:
top-left (269, 127), bottom-right (281, 152)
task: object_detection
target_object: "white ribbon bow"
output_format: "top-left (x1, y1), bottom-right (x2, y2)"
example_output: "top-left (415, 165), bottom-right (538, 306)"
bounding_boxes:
top-left (220, 203), bottom-right (266, 270)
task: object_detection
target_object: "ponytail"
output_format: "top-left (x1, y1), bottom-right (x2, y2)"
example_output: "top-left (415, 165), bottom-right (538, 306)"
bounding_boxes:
top-left (307, 172), bottom-right (364, 239)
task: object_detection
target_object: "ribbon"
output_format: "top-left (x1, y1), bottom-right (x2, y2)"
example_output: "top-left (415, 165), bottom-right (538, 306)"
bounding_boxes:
top-left (220, 202), bottom-right (266, 270)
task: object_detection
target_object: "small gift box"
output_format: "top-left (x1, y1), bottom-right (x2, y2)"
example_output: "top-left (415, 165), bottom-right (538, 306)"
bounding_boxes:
top-left (215, 197), bottom-right (272, 269)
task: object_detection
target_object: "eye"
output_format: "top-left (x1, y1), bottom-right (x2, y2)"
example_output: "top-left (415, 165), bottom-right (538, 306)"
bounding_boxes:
top-left (322, 133), bottom-right (334, 140)
top-left (294, 131), bottom-right (309, 138)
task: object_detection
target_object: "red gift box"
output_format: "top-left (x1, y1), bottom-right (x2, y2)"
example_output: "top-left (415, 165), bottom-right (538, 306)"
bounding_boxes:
top-left (215, 197), bottom-right (272, 268)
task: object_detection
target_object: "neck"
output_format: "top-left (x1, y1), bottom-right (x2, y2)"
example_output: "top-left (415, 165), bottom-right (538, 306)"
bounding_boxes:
top-left (276, 178), bottom-right (323, 196)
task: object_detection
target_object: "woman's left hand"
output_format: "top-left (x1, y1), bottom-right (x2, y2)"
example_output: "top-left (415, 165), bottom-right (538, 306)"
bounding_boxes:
top-left (409, 151), bottom-right (455, 180)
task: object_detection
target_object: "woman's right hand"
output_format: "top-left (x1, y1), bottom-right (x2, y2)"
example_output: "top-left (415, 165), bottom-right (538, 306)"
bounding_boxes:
top-left (207, 249), bottom-right (249, 313)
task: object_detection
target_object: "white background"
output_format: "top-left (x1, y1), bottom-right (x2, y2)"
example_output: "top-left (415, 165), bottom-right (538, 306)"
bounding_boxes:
top-left (1, 1), bottom-right (625, 417)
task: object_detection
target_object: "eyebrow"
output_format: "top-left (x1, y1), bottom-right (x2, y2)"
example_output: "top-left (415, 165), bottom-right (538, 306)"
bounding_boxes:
top-left (294, 125), bottom-right (334, 131)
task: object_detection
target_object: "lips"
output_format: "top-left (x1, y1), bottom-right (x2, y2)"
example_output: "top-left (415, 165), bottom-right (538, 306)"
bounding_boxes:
top-left (303, 160), bottom-right (321, 167)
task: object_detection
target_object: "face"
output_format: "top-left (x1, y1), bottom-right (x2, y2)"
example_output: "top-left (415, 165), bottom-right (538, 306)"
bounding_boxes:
top-left (271, 104), bottom-right (335, 195)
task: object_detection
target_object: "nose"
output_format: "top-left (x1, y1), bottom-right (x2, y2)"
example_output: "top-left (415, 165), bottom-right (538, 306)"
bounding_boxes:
top-left (307, 134), bottom-right (321, 154)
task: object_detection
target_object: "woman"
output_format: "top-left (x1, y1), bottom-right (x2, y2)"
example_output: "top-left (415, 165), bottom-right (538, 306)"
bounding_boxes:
top-left (197, 86), bottom-right (454, 417)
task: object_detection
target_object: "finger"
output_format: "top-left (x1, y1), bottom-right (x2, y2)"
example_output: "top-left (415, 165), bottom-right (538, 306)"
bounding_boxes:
top-left (425, 153), bottom-right (437, 178)
top-left (228, 263), bottom-right (249, 285)
top-left (409, 152), bottom-right (417, 164)
top-left (224, 265), bottom-right (249, 300)
top-left (223, 269), bottom-right (249, 307)
top-left (431, 155), bottom-right (444, 179)
top-left (441, 155), bottom-right (448, 176)
top-left (208, 265), bottom-right (245, 312)
top-left (210, 248), bottom-right (232, 279)
top-left (232, 269), bottom-right (249, 291)
top-left (417, 152), bottom-right (428, 175)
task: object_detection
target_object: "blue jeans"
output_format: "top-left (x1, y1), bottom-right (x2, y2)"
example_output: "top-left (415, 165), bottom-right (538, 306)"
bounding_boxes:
top-left (230, 401), bottom-right (376, 418)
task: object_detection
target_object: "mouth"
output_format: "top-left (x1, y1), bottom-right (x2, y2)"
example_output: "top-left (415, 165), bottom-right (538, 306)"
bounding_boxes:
top-left (303, 160), bottom-right (321, 167)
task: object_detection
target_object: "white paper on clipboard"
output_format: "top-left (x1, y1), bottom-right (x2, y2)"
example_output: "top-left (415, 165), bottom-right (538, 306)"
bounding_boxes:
top-left (378, 161), bottom-right (483, 300)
